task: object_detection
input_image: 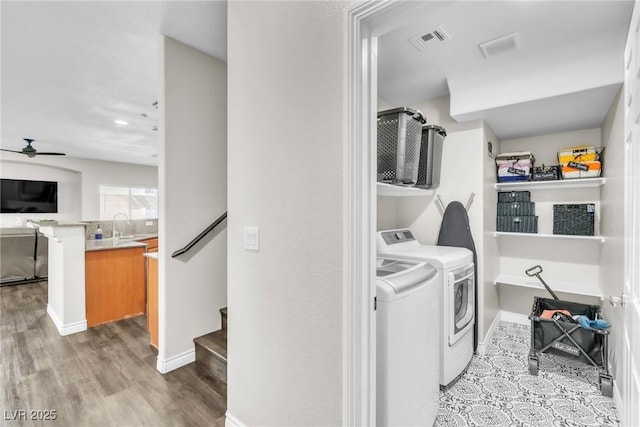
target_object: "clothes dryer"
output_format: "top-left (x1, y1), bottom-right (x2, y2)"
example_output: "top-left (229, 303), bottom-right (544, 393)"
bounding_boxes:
top-left (377, 229), bottom-right (475, 388)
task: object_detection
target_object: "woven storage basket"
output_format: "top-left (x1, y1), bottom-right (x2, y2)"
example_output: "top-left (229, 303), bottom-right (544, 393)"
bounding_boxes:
top-left (533, 164), bottom-right (560, 181)
top-left (561, 161), bottom-right (601, 179)
top-left (497, 216), bottom-right (538, 233)
top-left (497, 201), bottom-right (536, 216)
top-left (558, 146), bottom-right (598, 164)
top-left (496, 151), bottom-right (534, 182)
top-left (498, 191), bottom-right (531, 203)
top-left (553, 204), bottom-right (595, 236)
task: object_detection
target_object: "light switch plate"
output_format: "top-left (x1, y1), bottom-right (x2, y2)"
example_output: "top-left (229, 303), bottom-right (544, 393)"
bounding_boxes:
top-left (244, 227), bottom-right (260, 251)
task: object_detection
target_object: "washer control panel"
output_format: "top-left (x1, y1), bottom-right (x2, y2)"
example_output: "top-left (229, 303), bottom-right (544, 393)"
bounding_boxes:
top-left (379, 229), bottom-right (416, 246)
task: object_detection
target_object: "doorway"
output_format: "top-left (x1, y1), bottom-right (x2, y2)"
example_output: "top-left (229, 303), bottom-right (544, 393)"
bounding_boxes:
top-left (345, 1), bottom-right (640, 424)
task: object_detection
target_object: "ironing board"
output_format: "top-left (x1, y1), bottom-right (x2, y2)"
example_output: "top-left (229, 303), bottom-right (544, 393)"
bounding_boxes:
top-left (437, 201), bottom-right (479, 353)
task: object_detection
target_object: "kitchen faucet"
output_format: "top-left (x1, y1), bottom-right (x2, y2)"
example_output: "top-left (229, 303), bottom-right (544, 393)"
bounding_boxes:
top-left (112, 213), bottom-right (129, 239)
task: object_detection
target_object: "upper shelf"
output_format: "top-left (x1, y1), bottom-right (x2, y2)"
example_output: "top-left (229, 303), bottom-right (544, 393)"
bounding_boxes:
top-left (377, 182), bottom-right (434, 197)
top-left (494, 177), bottom-right (605, 191)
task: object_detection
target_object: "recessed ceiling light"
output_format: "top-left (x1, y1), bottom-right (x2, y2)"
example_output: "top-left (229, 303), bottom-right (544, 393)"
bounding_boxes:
top-left (114, 119), bottom-right (128, 125)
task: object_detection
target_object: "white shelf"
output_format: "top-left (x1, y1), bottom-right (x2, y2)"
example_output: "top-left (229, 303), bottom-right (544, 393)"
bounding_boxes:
top-left (494, 274), bottom-right (602, 298)
top-left (494, 177), bottom-right (605, 191)
top-left (494, 231), bottom-right (604, 243)
top-left (377, 182), bottom-right (434, 197)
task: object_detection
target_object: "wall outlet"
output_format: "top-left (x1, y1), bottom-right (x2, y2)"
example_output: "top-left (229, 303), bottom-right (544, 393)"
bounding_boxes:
top-left (145, 221), bottom-right (154, 226)
top-left (244, 227), bottom-right (260, 251)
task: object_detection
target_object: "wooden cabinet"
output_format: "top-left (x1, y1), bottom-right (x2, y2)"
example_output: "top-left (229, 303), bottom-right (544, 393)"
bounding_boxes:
top-left (146, 255), bottom-right (158, 348)
top-left (85, 246), bottom-right (146, 327)
top-left (140, 237), bottom-right (158, 252)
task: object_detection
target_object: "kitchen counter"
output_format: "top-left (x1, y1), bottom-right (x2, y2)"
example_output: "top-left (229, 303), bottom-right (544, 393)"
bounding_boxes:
top-left (85, 234), bottom-right (158, 252)
top-left (28, 220), bottom-right (89, 228)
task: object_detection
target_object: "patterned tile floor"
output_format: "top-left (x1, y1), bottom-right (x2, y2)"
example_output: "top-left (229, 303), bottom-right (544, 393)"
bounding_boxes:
top-left (436, 321), bottom-right (619, 426)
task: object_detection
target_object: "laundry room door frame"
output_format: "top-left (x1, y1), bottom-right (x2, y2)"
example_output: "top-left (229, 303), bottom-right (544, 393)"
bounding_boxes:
top-left (344, 1), bottom-right (441, 424)
top-left (622, 1), bottom-right (640, 424)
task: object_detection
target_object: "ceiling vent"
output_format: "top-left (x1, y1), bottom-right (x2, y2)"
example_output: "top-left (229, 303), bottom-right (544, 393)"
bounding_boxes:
top-left (409, 26), bottom-right (451, 52)
top-left (479, 32), bottom-right (521, 59)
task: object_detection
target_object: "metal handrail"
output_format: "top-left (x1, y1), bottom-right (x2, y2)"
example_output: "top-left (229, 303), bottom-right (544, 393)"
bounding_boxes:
top-left (171, 211), bottom-right (227, 258)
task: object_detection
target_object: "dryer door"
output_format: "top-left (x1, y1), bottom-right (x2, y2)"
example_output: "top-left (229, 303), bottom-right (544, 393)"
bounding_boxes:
top-left (448, 264), bottom-right (475, 346)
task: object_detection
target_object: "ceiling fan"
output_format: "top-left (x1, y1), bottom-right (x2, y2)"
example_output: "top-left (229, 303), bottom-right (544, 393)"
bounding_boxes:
top-left (0, 138), bottom-right (65, 158)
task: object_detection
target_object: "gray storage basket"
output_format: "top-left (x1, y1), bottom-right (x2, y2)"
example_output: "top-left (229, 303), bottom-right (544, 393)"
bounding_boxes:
top-left (416, 125), bottom-right (446, 189)
top-left (377, 108), bottom-right (426, 185)
top-left (553, 204), bottom-right (595, 236)
top-left (498, 191), bottom-right (531, 203)
top-left (497, 216), bottom-right (538, 233)
top-left (497, 201), bottom-right (536, 216)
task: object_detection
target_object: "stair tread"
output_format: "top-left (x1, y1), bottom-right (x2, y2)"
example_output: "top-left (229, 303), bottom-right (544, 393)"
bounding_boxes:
top-left (194, 330), bottom-right (227, 360)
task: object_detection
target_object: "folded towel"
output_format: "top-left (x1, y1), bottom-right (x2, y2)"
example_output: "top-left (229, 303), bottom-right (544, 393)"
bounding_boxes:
top-left (573, 315), bottom-right (610, 330)
top-left (540, 309), bottom-right (571, 320)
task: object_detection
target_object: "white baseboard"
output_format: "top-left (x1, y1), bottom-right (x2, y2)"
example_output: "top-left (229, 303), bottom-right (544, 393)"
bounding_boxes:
top-left (613, 373), bottom-right (623, 421)
top-left (225, 412), bottom-right (245, 427)
top-left (500, 310), bottom-right (530, 326)
top-left (156, 348), bottom-right (195, 374)
top-left (47, 304), bottom-right (87, 336)
top-left (478, 311), bottom-right (531, 355)
top-left (477, 312), bottom-right (501, 355)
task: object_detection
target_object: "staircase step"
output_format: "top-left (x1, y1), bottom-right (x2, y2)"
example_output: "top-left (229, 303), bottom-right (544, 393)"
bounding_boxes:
top-left (220, 307), bottom-right (227, 338)
top-left (194, 330), bottom-right (227, 396)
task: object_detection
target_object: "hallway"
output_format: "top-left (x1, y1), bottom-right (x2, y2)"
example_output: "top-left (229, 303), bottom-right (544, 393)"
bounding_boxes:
top-left (0, 282), bottom-right (225, 427)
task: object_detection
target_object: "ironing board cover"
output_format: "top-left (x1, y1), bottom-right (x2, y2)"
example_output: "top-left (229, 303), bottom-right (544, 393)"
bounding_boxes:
top-left (436, 201), bottom-right (479, 352)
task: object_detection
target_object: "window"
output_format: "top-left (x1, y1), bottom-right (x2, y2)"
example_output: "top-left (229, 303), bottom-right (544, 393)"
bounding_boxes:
top-left (99, 185), bottom-right (158, 220)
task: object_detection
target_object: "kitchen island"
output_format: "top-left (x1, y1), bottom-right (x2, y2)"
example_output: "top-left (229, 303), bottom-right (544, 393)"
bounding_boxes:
top-left (85, 238), bottom-right (152, 327)
top-left (34, 221), bottom-right (88, 336)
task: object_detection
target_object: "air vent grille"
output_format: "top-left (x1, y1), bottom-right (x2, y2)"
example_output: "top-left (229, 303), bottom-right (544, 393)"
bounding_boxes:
top-left (479, 32), bottom-right (520, 59)
top-left (410, 26), bottom-right (451, 52)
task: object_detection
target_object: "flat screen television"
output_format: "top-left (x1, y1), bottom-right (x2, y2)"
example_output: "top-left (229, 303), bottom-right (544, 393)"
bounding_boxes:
top-left (1, 178), bottom-right (58, 213)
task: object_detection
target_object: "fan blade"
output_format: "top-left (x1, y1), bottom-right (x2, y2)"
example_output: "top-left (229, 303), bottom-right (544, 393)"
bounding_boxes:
top-left (36, 152), bottom-right (66, 156)
top-left (0, 148), bottom-right (27, 154)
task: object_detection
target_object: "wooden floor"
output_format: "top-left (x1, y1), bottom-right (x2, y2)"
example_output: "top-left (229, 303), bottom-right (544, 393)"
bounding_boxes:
top-left (0, 282), bottom-right (226, 427)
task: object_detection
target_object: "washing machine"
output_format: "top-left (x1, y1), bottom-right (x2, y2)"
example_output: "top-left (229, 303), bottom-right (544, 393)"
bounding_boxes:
top-left (377, 229), bottom-right (475, 388)
top-left (376, 257), bottom-right (440, 427)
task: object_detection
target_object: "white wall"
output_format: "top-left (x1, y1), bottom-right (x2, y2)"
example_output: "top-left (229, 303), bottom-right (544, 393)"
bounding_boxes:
top-left (481, 123), bottom-right (501, 343)
top-left (0, 154), bottom-right (157, 226)
top-left (158, 36), bottom-right (227, 371)
top-left (227, 2), bottom-right (345, 425)
top-left (599, 88), bottom-right (625, 381)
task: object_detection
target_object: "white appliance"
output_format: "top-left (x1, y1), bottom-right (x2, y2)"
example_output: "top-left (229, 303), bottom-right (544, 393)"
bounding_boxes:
top-left (377, 229), bottom-right (475, 388)
top-left (376, 257), bottom-right (440, 427)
